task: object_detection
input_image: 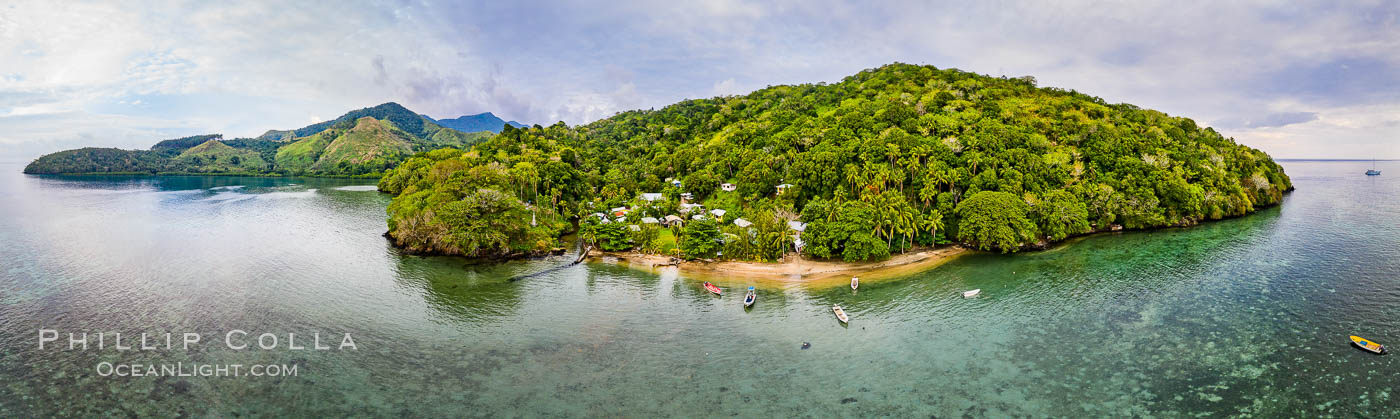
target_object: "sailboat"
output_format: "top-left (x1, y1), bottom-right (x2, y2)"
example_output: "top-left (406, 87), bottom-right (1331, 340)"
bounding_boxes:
top-left (1367, 158), bottom-right (1381, 176)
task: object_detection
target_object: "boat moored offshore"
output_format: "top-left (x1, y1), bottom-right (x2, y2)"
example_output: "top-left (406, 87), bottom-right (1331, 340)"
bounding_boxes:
top-left (1351, 335), bottom-right (1387, 354)
top-left (832, 305), bottom-right (849, 323)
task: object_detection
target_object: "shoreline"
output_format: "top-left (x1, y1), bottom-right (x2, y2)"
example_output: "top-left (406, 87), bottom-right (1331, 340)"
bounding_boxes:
top-left (589, 246), bottom-right (968, 289)
top-left (583, 200), bottom-right (1290, 289)
top-left (23, 171), bottom-right (385, 179)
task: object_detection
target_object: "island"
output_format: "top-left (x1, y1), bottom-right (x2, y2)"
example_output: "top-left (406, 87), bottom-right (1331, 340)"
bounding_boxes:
top-left (22, 103), bottom-right (503, 178)
top-left (376, 63), bottom-right (1294, 279)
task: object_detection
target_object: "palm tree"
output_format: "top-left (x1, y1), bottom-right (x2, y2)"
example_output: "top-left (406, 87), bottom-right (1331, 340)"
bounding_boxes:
top-left (885, 143), bottom-right (901, 172)
top-left (948, 167), bottom-right (966, 205)
top-left (920, 210), bottom-right (945, 246)
top-left (964, 151), bottom-right (985, 175)
top-left (894, 205), bottom-right (917, 252)
top-left (844, 164), bottom-right (862, 195)
top-left (900, 154), bottom-right (921, 192)
top-left (927, 166), bottom-right (950, 195)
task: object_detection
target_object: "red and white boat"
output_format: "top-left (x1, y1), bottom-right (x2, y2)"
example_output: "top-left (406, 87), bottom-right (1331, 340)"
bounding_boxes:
top-left (703, 282), bottom-right (723, 296)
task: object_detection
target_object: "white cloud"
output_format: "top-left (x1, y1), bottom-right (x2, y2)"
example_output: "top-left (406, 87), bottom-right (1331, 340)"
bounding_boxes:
top-left (712, 78), bottom-right (740, 96)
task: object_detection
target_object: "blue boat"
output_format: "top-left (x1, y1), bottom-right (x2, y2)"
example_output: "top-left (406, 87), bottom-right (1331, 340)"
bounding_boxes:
top-left (1367, 159), bottom-right (1381, 176)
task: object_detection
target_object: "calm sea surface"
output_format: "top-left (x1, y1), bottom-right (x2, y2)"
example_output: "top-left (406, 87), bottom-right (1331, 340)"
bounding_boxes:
top-left (0, 160), bottom-right (1397, 417)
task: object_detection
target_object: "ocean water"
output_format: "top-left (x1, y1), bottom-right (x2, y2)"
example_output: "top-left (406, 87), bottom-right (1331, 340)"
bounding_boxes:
top-left (0, 160), bottom-right (1396, 416)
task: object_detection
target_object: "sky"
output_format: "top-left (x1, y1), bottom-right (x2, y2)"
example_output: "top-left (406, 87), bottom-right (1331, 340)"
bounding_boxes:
top-left (1, 0), bottom-right (1398, 162)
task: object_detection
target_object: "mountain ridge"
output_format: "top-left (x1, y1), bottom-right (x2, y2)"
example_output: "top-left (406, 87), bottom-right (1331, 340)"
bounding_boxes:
top-left (23, 102), bottom-right (498, 177)
top-left (427, 112), bottom-right (527, 133)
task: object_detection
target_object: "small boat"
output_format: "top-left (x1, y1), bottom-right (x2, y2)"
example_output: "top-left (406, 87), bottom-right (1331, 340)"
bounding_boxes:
top-left (832, 304), bottom-right (849, 323)
top-left (1367, 158), bottom-right (1382, 176)
top-left (1351, 335), bottom-right (1387, 354)
top-left (962, 289), bottom-right (981, 298)
top-left (851, 277), bottom-right (859, 290)
top-left (743, 287), bottom-right (756, 307)
top-left (703, 282), bottom-right (723, 296)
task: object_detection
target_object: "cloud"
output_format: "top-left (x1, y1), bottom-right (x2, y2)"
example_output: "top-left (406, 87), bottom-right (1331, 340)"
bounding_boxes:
top-left (1224, 103), bottom-right (1400, 159)
top-left (1215, 112), bottom-right (1319, 129)
top-left (1, 0), bottom-right (1399, 162)
top-left (712, 78), bottom-right (741, 96)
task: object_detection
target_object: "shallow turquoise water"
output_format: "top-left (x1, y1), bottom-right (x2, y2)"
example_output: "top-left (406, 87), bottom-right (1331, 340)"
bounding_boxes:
top-left (0, 161), bottom-right (1397, 416)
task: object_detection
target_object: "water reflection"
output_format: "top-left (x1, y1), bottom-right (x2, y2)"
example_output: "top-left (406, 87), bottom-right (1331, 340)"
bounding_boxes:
top-left (391, 253), bottom-right (530, 323)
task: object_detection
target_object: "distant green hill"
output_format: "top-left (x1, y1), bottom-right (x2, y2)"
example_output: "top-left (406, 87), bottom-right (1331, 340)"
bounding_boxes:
top-left (259, 102), bottom-right (437, 140)
top-left (22, 148), bottom-right (168, 174)
top-left (311, 117), bottom-right (414, 175)
top-left (173, 140), bottom-right (268, 173)
top-left (151, 134), bottom-right (224, 154)
top-left (427, 112), bottom-right (527, 133)
top-left (274, 131), bottom-right (336, 173)
top-left (23, 102), bottom-right (499, 177)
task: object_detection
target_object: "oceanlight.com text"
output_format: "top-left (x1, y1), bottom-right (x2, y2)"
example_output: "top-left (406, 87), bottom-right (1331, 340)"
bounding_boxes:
top-left (96, 362), bottom-right (299, 377)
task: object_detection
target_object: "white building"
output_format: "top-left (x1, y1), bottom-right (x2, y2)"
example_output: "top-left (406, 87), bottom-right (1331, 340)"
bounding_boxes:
top-left (733, 218), bottom-right (753, 228)
top-left (639, 193), bottom-right (664, 202)
top-left (710, 209), bottom-right (727, 218)
top-left (720, 183), bottom-right (737, 192)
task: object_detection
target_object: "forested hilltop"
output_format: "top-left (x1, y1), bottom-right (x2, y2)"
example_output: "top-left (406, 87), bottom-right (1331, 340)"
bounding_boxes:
top-left (23, 103), bottom-right (496, 177)
top-left (381, 63), bottom-right (1292, 260)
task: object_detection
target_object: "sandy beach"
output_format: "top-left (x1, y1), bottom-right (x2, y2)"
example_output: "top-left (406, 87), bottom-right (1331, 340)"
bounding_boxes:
top-left (589, 246), bottom-right (968, 289)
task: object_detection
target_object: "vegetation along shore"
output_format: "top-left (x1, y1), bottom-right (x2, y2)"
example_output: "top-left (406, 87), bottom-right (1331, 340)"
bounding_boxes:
top-left (377, 63), bottom-right (1293, 269)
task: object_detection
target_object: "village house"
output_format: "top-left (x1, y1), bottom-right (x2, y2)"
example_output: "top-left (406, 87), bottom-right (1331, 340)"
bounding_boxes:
top-left (788, 221), bottom-right (807, 252)
top-left (589, 212), bottom-right (612, 224)
top-left (720, 183), bottom-right (737, 192)
top-left (639, 192), bottom-right (664, 202)
top-left (775, 183), bottom-right (794, 195)
top-left (709, 209), bottom-right (727, 218)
